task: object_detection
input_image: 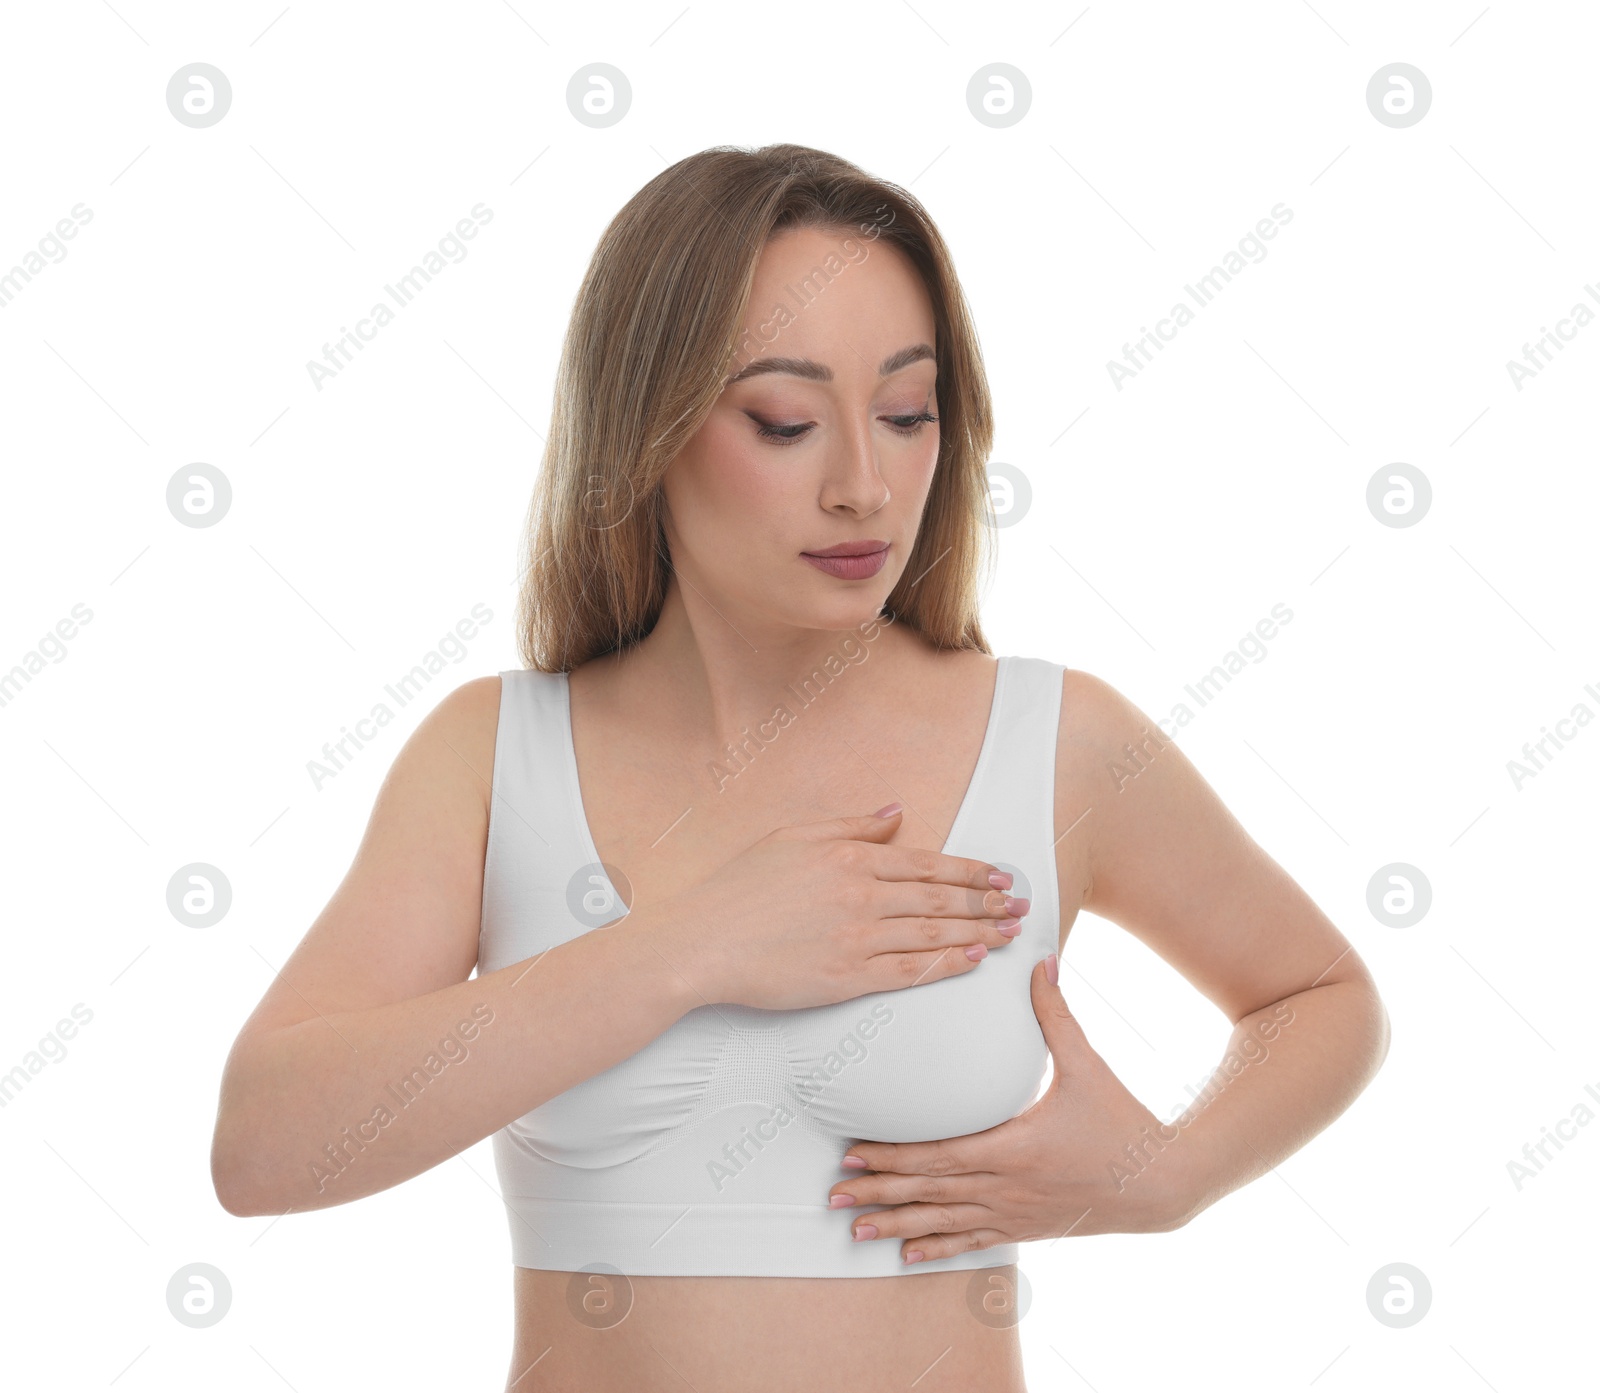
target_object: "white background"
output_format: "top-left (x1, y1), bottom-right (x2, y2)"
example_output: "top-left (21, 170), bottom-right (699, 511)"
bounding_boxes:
top-left (2, 1), bottom-right (1595, 1388)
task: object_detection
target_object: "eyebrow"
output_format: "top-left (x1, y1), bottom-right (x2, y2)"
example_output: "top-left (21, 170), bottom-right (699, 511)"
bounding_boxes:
top-left (724, 341), bottom-right (935, 386)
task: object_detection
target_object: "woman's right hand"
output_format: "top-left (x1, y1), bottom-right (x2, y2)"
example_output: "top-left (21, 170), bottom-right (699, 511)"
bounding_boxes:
top-left (639, 806), bottom-right (1029, 1010)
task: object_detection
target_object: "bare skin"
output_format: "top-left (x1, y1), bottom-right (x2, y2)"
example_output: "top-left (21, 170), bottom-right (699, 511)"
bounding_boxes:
top-left (211, 222), bottom-right (1388, 1392)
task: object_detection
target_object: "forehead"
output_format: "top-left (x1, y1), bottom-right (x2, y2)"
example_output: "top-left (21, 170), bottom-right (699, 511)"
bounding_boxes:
top-left (742, 225), bottom-right (936, 367)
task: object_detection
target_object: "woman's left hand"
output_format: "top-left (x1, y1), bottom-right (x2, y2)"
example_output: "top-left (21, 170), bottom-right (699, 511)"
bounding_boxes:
top-left (828, 953), bottom-right (1196, 1264)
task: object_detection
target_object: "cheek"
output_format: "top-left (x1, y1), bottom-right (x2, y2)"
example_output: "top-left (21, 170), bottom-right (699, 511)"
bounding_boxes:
top-left (892, 432), bottom-right (940, 501)
top-left (671, 417), bottom-right (805, 546)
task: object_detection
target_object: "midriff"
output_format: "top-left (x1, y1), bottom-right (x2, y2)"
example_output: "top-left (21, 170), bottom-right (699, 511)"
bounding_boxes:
top-left (503, 1264), bottom-right (1030, 1392)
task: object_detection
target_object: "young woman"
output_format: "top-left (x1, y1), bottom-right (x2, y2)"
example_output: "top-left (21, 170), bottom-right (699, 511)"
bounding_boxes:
top-left (211, 143), bottom-right (1390, 1392)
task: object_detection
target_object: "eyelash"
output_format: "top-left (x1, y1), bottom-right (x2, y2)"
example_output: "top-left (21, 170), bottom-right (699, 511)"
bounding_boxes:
top-left (755, 410), bottom-right (939, 447)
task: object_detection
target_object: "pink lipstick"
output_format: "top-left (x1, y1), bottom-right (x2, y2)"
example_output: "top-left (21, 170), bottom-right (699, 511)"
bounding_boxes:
top-left (801, 540), bottom-right (890, 580)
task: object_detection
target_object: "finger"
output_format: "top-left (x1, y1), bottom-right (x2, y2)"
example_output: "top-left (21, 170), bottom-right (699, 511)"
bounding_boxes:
top-left (891, 886), bottom-right (1021, 925)
top-left (841, 1137), bottom-right (971, 1180)
top-left (781, 812), bottom-right (1015, 901)
top-left (821, 838), bottom-right (1024, 930)
top-left (901, 1230), bottom-right (1010, 1265)
top-left (1030, 953), bottom-right (1097, 1071)
top-left (861, 940), bottom-right (1015, 991)
top-left (828, 1169), bottom-right (988, 1210)
top-left (866, 843), bottom-right (1016, 897)
top-left (782, 809), bottom-right (906, 844)
top-left (868, 875), bottom-right (1029, 936)
top-left (848, 1201), bottom-right (995, 1243)
top-left (873, 881), bottom-right (1028, 926)
top-left (871, 911), bottom-right (1026, 959)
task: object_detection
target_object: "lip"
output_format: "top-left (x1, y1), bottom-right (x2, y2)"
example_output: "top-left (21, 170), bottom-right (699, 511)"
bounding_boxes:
top-left (801, 541), bottom-right (889, 581)
top-left (803, 540), bottom-right (891, 558)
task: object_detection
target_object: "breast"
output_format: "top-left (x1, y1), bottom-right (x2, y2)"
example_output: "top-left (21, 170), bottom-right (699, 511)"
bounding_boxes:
top-left (782, 969), bottom-right (1049, 1141)
top-left (505, 943), bottom-right (1050, 1171)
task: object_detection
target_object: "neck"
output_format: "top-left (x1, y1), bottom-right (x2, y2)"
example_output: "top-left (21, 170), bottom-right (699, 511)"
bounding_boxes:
top-left (603, 573), bottom-right (919, 749)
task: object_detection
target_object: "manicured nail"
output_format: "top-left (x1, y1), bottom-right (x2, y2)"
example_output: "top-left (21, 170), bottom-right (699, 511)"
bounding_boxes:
top-left (853, 1224), bottom-right (877, 1241)
top-left (1005, 896), bottom-right (1030, 916)
top-left (987, 870), bottom-right (1013, 890)
top-left (964, 944), bottom-right (987, 961)
top-left (904, 1250), bottom-right (924, 1265)
top-left (997, 918), bottom-right (1022, 937)
top-left (874, 802), bottom-right (903, 818)
top-left (829, 1194), bottom-right (854, 1208)
top-left (841, 1154), bottom-right (867, 1169)
top-left (1045, 952), bottom-right (1059, 986)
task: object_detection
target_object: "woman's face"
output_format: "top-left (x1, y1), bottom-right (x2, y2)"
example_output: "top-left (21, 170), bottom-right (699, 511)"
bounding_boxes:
top-left (659, 224), bottom-right (942, 635)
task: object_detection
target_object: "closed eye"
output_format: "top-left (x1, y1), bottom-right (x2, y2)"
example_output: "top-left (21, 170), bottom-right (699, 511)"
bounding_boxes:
top-left (753, 410), bottom-right (939, 447)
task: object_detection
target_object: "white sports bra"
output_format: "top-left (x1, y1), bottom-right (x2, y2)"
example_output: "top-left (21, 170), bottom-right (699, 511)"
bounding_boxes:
top-left (476, 654), bottom-right (1065, 1277)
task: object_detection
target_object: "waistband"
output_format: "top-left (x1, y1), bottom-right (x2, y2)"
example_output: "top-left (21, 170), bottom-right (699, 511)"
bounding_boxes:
top-left (501, 1194), bottom-right (1020, 1278)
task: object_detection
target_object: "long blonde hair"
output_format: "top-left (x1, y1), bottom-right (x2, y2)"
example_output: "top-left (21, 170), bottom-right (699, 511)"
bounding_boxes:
top-left (515, 142), bottom-right (997, 672)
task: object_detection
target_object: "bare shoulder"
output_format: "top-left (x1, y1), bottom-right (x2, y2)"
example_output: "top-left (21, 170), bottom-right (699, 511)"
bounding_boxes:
top-left (427, 673), bottom-right (504, 817)
top-left (1051, 663), bottom-right (1240, 906)
top-left (228, 672), bottom-right (506, 1045)
top-left (1055, 666), bottom-right (1155, 753)
top-left (1049, 666), bottom-right (1155, 908)
top-left (389, 669), bottom-right (506, 834)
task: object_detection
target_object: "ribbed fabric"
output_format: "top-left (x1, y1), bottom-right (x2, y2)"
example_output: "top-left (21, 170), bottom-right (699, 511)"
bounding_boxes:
top-left (477, 655), bottom-right (1065, 1277)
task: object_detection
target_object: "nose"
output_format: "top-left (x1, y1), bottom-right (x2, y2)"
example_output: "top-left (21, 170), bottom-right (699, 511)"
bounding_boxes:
top-left (817, 416), bottom-right (890, 517)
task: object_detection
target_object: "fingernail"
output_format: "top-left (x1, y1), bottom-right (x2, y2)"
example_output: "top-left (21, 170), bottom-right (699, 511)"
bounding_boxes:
top-left (829, 1194), bottom-right (855, 1208)
top-left (964, 943), bottom-right (987, 961)
top-left (997, 918), bottom-right (1022, 937)
top-left (841, 1154), bottom-right (867, 1169)
top-left (1045, 952), bottom-right (1059, 986)
top-left (853, 1224), bottom-right (877, 1241)
top-left (904, 1250), bottom-right (925, 1265)
top-left (987, 870), bottom-right (1013, 890)
top-left (874, 802), bottom-right (903, 818)
top-left (1005, 895), bottom-right (1030, 916)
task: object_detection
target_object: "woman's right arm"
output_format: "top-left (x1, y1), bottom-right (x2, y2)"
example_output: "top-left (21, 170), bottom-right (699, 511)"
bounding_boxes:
top-left (210, 675), bottom-right (1021, 1218)
top-left (209, 676), bottom-right (701, 1217)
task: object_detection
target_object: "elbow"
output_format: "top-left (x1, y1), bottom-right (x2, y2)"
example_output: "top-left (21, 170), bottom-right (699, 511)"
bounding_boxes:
top-left (210, 1037), bottom-right (293, 1217)
top-left (211, 1124), bottom-right (269, 1217)
top-left (1347, 970), bottom-right (1392, 1083)
top-left (1309, 959), bottom-right (1392, 1088)
top-left (1371, 991), bottom-right (1393, 1073)
top-left (213, 1136), bottom-right (295, 1218)
top-left (212, 1171), bottom-right (256, 1219)
top-left (211, 1157), bottom-right (250, 1218)
top-left (211, 1068), bottom-right (288, 1217)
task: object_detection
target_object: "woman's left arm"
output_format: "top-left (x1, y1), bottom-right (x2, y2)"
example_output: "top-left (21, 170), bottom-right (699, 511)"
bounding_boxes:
top-left (830, 669), bottom-right (1391, 1259)
top-left (1070, 666), bottom-right (1392, 1229)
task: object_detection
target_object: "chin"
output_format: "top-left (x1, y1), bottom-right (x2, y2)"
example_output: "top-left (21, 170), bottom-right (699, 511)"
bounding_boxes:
top-left (800, 595), bottom-right (891, 633)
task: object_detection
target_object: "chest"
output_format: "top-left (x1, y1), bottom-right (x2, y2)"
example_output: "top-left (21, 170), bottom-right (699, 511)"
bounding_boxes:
top-left (573, 712), bottom-right (999, 917)
top-left (482, 661), bottom-right (1084, 960)
top-left (478, 658), bottom-right (1078, 1171)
